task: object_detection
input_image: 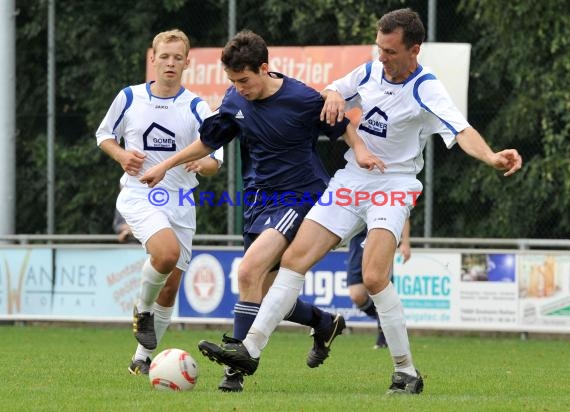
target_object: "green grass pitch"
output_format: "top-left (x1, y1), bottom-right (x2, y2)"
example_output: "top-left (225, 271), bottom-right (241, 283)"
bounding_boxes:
top-left (1, 324), bottom-right (568, 411)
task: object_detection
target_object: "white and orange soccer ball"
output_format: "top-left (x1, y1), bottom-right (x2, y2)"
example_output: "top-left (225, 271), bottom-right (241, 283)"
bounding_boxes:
top-left (149, 348), bottom-right (199, 391)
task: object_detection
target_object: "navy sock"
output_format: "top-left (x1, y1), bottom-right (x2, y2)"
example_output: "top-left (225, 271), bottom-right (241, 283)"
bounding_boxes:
top-left (359, 297), bottom-right (378, 319)
top-left (359, 297), bottom-right (381, 328)
top-left (284, 298), bottom-right (321, 328)
top-left (233, 301), bottom-right (260, 340)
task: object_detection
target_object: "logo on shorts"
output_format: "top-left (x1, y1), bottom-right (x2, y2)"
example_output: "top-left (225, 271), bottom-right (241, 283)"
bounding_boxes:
top-left (143, 122), bottom-right (176, 151)
top-left (183, 254), bottom-right (225, 314)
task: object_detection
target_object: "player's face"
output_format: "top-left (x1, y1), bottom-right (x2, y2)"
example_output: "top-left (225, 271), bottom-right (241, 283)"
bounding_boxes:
top-left (225, 64), bottom-right (269, 101)
top-left (376, 28), bottom-right (420, 83)
top-left (151, 40), bottom-right (189, 86)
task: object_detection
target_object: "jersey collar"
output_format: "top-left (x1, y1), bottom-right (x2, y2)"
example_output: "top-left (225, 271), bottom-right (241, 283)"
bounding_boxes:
top-left (381, 64), bottom-right (423, 86)
top-left (146, 81), bottom-right (186, 101)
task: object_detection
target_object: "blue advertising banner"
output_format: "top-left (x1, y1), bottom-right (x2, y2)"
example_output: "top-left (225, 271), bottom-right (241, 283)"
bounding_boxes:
top-left (179, 250), bottom-right (239, 319)
top-left (178, 249), bottom-right (361, 321)
top-left (179, 249), bottom-right (386, 324)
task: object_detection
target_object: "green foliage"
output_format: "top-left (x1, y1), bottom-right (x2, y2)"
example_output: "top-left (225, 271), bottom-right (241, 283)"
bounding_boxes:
top-left (455, 0), bottom-right (570, 237)
top-left (16, 0), bottom-right (227, 234)
top-left (236, 0), bottom-right (425, 45)
top-left (195, 166), bottom-right (231, 236)
top-left (14, 0), bottom-right (569, 238)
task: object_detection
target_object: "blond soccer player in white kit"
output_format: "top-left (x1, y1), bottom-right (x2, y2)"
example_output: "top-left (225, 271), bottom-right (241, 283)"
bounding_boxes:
top-left (96, 29), bottom-right (223, 375)
top-left (196, 8), bottom-right (522, 394)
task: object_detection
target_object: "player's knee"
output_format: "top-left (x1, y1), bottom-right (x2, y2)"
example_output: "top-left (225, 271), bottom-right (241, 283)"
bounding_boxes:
top-left (363, 269), bottom-right (391, 292)
top-left (281, 244), bottom-right (305, 269)
top-left (349, 289), bottom-right (367, 305)
top-left (152, 249), bottom-right (179, 273)
top-left (236, 264), bottom-right (259, 291)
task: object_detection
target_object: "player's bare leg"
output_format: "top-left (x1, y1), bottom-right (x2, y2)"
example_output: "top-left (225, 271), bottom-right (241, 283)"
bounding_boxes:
top-left (363, 228), bottom-right (423, 394)
top-left (129, 229), bottom-right (180, 375)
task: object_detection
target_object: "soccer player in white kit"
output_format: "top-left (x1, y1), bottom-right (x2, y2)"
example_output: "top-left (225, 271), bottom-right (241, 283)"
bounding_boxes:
top-left (96, 29), bottom-right (223, 375)
top-left (196, 8), bottom-right (522, 394)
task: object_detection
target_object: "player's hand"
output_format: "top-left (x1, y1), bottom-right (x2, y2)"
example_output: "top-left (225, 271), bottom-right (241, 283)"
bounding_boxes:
top-left (119, 150), bottom-right (146, 176)
top-left (184, 156), bottom-right (209, 176)
top-left (139, 164), bottom-right (167, 188)
top-left (398, 242), bottom-right (411, 263)
top-left (320, 90), bottom-right (346, 125)
top-left (184, 160), bottom-right (203, 174)
top-left (354, 148), bottom-right (386, 172)
top-left (185, 156), bottom-right (221, 177)
top-left (491, 149), bottom-right (522, 176)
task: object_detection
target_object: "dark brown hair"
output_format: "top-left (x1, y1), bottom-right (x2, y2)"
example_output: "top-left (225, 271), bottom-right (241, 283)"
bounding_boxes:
top-left (221, 30), bottom-right (268, 73)
top-left (377, 8), bottom-right (425, 49)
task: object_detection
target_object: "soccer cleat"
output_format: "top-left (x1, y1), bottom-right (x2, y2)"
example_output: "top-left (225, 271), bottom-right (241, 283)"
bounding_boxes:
top-left (374, 329), bottom-right (388, 349)
top-left (386, 369), bottom-right (424, 395)
top-left (198, 335), bottom-right (259, 376)
top-left (132, 306), bottom-right (157, 350)
top-left (128, 357), bottom-right (151, 375)
top-left (306, 313), bottom-right (346, 368)
top-left (218, 367), bottom-right (244, 392)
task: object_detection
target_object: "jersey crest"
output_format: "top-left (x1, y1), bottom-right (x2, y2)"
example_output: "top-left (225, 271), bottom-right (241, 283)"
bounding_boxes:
top-left (358, 107), bottom-right (388, 138)
top-left (143, 122), bottom-right (176, 151)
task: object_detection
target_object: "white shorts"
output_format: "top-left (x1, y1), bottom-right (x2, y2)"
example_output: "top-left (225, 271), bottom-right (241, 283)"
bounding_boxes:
top-left (116, 187), bottom-right (196, 271)
top-left (306, 168), bottom-right (422, 246)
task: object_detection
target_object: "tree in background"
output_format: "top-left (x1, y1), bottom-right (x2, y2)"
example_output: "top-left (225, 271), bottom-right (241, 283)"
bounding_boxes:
top-left (16, 0), bottom-right (228, 234)
top-left (14, 0), bottom-right (569, 238)
top-left (447, 0), bottom-right (570, 238)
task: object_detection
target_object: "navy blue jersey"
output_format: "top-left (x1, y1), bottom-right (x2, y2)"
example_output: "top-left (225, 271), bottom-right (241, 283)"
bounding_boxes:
top-left (199, 72), bottom-right (349, 194)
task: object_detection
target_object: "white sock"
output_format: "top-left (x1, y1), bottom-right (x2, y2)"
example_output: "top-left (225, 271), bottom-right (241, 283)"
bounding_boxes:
top-left (242, 268), bottom-right (305, 358)
top-left (153, 302), bottom-right (174, 343)
top-left (137, 258), bottom-right (170, 313)
top-left (370, 283), bottom-right (417, 377)
top-left (134, 344), bottom-right (152, 362)
top-left (134, 302), bottom-right (173, 361)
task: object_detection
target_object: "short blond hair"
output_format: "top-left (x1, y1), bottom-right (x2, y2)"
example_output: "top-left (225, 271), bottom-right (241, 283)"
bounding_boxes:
top-left (152, 29), bottom-right (190, 56)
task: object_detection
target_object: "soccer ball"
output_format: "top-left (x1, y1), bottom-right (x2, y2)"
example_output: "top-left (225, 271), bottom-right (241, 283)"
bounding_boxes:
top-left (149, 348), bottom-right (199, 391)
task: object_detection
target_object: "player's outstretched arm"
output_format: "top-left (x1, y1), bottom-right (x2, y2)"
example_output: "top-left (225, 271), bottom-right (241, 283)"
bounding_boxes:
top-left (140, 139), bottom-right (214, 187)
top-left (456, 127), bottom-right (522, 176)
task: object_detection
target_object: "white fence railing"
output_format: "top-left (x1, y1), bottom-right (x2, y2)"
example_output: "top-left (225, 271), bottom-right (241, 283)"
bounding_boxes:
top-left (1, 234), bottom-right (569, 249)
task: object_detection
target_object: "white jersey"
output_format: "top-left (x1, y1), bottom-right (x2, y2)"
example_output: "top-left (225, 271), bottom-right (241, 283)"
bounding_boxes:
top-left (96, 82), bottom-right (223, 191)
top-left (326, 61), bottom-right (470, 175)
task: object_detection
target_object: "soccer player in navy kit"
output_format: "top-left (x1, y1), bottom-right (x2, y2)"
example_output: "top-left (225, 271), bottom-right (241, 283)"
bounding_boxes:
top-left (197, 9), bottom-right (522, 395)
top-left (140, 30), bottom-right (383, 392)
top-left (97, 29), bottom-right (223, 375)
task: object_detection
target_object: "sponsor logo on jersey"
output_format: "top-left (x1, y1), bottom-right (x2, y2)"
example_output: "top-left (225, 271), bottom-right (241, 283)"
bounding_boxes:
top-left (235, 110), bottom-right (244, 119)
top-left (143, 122), bottom-right (176, 151)
top-left (359, 107), bottom-right (388, 138)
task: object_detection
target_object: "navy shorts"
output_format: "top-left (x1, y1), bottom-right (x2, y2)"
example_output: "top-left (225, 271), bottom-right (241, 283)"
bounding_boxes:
top-left (346, 229), bottom-right (367, 286)
top-left (243, 190), bottom-right (320, 252)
